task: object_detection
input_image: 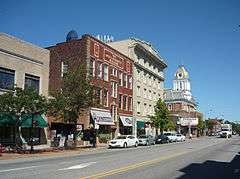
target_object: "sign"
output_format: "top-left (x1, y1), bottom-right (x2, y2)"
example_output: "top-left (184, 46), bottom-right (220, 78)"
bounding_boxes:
top-left (120, 116), bottom-right (133, 127)
top-left (179, 118), bottom-right (198, 126)
top-left (91, 109), bottom-right (114, 125)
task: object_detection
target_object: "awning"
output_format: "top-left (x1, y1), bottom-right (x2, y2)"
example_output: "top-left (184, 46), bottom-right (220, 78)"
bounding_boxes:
top-left (120, 116), bottom-right (133, 127)
top-left (137, 121), bottom-right (145, 129)
top-left (0, 113), bottom-right (16, 126)
top-left (91, 109), bottom-right (114, 125)
top-left (21, 114), bottom-right (48, 128)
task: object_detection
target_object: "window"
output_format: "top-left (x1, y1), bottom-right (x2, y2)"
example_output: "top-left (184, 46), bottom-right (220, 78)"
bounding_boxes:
top-left (118, 94), bottom-right (122, 109)
top-left (24, 74), bottom-right (40, 94)
top-left (111, 81), bottom-right (117, 98)
top-left (137, 102), bottom-right (141, 114)
top-left (103, 64), bottom-right (109, 81)
top-left (96, 88), bottom-right (102, 105)
top-left (119, 72), bottom-right (123, 86)
top-left (143, 73), bottom-right (147, 84)
top-left (61, 62), bottom-right (68, 77)
top-left (111, 105), bottom-right (117, 122)
top-left (137, 86), bottom-right (140, 96)
top-left (144, 88), bottom-right (147, 98)
top-left (144, 103), bottom-right (147, 115)
top-left (149, 105), bottom-right (152, 114)
top-left (128, 76), bottom-right (132, 89)
top-left (123, 74), bottom-right (127, 88)
top-left (97, 62), bottom-right (102, 79)
top-left (90, 58), bottom-right (95, 77)
top-left (123, 95), bottom-right (127, 111)
top-left (148, 76), bottom-right (151, 86)
top-left (149, 90), bottom-right (151, 100)
top-left (168, 104), bottom-right (172, 111)
top-left (103, 89), bottom-right (108, 107)
top-left (111, 67), bottom-right (118, 77)
top-left (0, 67), bottom-right (15, 90)
top-left (128, 97), bottom-right (132, 111)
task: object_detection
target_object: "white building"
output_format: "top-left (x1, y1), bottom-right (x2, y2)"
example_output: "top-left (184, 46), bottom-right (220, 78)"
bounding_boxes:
top-left (108, 38), bottom-right (167, 136)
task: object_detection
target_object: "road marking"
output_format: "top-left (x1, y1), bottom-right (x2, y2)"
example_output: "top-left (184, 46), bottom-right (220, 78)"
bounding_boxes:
top-left (59, 162), bottom-right (96, 171)
top-left (0, 166), bottom-right (38, 173)
top-left (80, 151), bottom-right (188, 179)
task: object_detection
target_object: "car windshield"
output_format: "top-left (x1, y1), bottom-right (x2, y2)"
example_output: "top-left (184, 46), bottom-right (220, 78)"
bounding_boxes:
top-left (164, 133), bottom-right (171, 136)
top-left (139, 135), bottom-right (147, 138)
top-left (221, 129), bottom-right (229, 131)
top-left (116, 136), bottom-right (127, 139)
top-left (177, 134), bottom-right (181, 136)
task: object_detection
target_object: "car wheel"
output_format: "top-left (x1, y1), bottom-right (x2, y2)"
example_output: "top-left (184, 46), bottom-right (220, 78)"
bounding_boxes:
top-left (146, 141), bottom-right (149, 146)
top-left (123, 142), bottom-right (127, 148)
top-left (135, 142), bottom-right (138, 147)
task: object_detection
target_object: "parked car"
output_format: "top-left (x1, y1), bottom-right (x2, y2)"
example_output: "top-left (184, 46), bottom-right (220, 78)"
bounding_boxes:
top-left (176, 134), bottom-right (186, 142)
top-left (108, 135), bottom-right (139, 148)
top-left (138, 135), bottom-right (155, 146)
top-left (164, 132), bottom-right (177, 142)
top-left (155, 134), bottom-right (170, 144)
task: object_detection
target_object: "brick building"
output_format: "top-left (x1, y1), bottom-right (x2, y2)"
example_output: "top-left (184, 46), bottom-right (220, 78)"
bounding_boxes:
top-left (47, 32), bottom-right (133, 141)
top-left (164, 65), bottom-right (202, 137)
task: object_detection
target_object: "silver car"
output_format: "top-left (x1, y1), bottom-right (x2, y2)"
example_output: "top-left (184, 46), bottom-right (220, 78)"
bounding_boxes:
top-left (138, 135), bottom-right (155, 146)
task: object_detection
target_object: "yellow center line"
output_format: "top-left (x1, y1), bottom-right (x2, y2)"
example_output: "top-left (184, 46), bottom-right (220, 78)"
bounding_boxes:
top-left (80, 150), bottom-right (188, 179)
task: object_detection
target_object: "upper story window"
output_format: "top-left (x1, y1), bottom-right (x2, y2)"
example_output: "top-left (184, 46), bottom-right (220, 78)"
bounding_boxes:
top-left (111, 81), bottom-right (117, 98)
top-left (96, 88), bottom-right (102, 105)
top-left (118, 94), bottom-right (122, 109)
top-left (137, 102), bottom-right (141, 114)
top-left (61, 62), bottom-right (68, 77)
top-left (128, 96), bottom-right (132, 111)
top-left (90, 58), bottom-right (95, 77)
top-left (25, 74), bottom-right (40, 94)
top-left (123, 95), bottom-right (127, 111)
top-left (111, 67), bottom-right (118, 77)
top-left (119, 71), bottom-right (123, 86)
top-left (149, 90), bottom-right (152, 100)
top-left (103, 64), bottom-right (109, 81)
top-left (123, 74), bottom-right (127, 88)
top-left (137, 86), bottom-right (140, 96)
top-left (128, 76), bottom-right (132, 89)
top-left (103, 89), bottom-right (108, 107)
top-left (144, 88), bottom-right (147, 98)
top-left (0, 67), bottom-right (15, 90)
top-left (97, 62), bottom-right (102, 79)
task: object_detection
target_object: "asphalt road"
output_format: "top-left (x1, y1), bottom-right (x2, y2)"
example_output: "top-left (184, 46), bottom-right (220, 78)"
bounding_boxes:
top-left (0, 136), bottom-right (239, 179)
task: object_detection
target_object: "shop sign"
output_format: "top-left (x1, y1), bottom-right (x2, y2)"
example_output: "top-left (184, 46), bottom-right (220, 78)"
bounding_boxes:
top-left (179, 118), bottom-right (198, 126)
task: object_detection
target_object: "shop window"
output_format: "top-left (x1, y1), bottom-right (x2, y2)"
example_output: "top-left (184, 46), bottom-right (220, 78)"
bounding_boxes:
top-left (0, 67), bottom-right (15, 90)
top-left (24, 74), bottom-right (40, 94)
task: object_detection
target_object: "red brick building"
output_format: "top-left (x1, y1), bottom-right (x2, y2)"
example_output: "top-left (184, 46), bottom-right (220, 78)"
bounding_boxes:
top-left (47, 33), bottom-right (133, 140)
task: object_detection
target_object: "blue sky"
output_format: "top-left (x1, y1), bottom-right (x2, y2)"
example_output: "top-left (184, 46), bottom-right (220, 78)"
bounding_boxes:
top-left (1, 0), bottom-right (240, 121)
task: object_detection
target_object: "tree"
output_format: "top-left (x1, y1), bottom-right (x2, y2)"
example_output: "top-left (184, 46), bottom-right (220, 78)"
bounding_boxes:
top-left (197, 115), bottom-right (205, 136)
top-left (149, 98), bottom-right (174, 135)
top-left (0, 87), bottom-right (48, 151)
top-left (48, 64), bottom-right (95, 146)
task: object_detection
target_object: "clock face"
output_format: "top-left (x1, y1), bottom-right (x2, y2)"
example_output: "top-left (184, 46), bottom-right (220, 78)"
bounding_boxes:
top-left (178, 73), bottom-right (182, 78)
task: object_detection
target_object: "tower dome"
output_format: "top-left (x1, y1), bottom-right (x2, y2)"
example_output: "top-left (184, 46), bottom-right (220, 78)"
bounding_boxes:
top-left (175, 65), bottom-right (189, 79)
top-left (66, 30), bottom-right (78, 42)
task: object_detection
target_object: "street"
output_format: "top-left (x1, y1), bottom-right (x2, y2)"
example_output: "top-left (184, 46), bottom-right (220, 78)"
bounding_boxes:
top-left (0, 136), bottom-right (239, 179)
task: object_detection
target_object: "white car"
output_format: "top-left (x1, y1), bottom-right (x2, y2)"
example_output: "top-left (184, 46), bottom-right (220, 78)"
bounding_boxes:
top-left (108, 135), bottom-right (139, 148)
top-left (176, 134), bottom-right (186, 142)
top-left (164, 132), bottom-right (177, 142)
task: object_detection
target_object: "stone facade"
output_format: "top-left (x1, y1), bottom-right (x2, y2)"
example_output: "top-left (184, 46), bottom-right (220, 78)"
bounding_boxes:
top-left (108, 38), bottom-right (167, 136)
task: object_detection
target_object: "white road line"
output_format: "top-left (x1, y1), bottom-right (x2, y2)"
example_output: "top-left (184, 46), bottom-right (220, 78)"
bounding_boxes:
top-left (0, 166), bottom-right (38, 173)
top-left (58, 162), bottom-right (96, 171)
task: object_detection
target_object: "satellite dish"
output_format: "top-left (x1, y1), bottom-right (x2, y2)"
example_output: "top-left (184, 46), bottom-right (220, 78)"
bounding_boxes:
top-left (66, 30), bottom-right (78, 42)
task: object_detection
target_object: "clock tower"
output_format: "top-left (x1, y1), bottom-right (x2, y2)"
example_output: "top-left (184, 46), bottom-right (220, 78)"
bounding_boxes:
top-left (173, 65), bottom-right (192, 100)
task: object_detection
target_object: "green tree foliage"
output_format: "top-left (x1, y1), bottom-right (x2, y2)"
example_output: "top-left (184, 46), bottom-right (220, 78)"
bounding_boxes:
top-left (197, 115), bottom-right (205, 136)
top-left (48, 64), bottom-right (95, 140)
top-left (0, 87), bottom-right (48, 146)
top-left (149, 98), bottom-right (175, 134)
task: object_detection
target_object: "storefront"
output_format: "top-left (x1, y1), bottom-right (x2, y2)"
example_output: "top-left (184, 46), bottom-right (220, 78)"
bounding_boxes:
top-left (137, 120), bottom-right (145, 136)
top-left (90, 108), bottom-right (115, 141)
top-left (119, 116), bottom-right (133, 135)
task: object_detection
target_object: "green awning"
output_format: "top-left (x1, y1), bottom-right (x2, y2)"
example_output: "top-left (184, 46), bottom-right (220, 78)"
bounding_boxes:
top-left (0, 113), bottom-right (16, 126)
top-left (137, 121), bottom-right (145, 129)
top-left (21, 114), bottom-right (48, 128)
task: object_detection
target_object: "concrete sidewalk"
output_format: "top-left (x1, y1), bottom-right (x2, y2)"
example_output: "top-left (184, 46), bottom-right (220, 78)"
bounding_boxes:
top-left (0, 143), bottom-right (107, 160)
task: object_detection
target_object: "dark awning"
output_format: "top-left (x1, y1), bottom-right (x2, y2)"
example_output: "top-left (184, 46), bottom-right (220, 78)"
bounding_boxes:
top-left (21, 114), bottom-right (48, 128)
top-left (0, 113), bottom-right (16, 126)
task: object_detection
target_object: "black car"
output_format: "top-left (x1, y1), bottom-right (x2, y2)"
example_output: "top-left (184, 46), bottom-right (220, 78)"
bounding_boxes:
top-left (155, 134), bottom-right (169, 144)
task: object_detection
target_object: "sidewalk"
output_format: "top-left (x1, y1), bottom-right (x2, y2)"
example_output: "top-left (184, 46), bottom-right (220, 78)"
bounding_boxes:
top-left (0, 143), bottom-right (107, 160)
